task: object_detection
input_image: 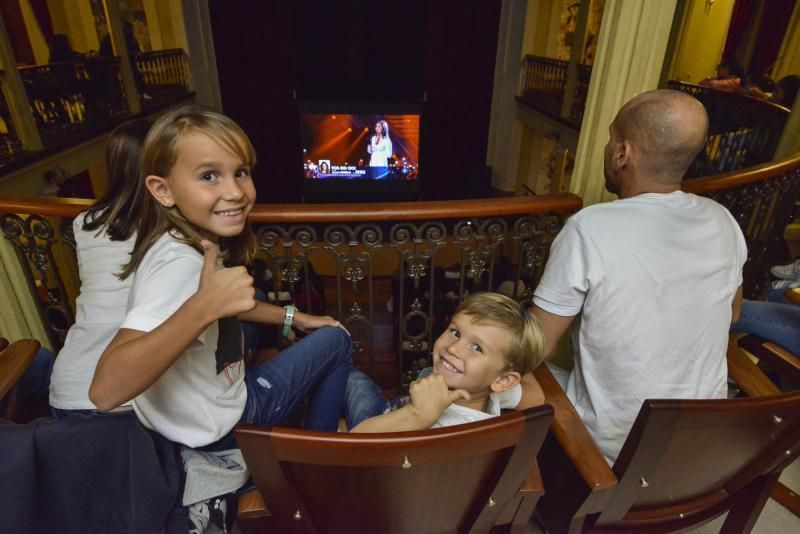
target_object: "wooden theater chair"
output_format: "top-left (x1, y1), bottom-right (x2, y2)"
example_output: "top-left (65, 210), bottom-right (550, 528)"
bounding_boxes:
top-left (235, 405), bottom-right (553, 533)
top-left (736, 287), bottom-right (800, 391)
top-left (0, 338), bottom-right (40, 421)
top-left (531, 341), bottom-right (800, 533)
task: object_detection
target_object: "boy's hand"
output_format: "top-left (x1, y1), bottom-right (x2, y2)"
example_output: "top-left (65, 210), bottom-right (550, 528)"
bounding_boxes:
top-left (197, 240), bottom-right (256, 320)
top-left (409, 373), bottom-right (470, 427)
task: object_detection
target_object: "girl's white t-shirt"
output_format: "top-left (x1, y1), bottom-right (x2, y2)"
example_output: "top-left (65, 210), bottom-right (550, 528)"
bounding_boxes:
top-left (121, 232), bottom-right (246, 447)
top-left (49, 213), bottom-right (134, 410)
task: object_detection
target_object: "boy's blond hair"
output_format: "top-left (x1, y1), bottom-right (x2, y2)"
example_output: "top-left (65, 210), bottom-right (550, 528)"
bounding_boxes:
top-left (453, 292), bottom-right (544, 375)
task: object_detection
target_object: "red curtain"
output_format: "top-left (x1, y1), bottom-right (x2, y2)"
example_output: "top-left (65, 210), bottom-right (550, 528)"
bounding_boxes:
top-left (750, 0), bottom-right (797, 76)
top-left (722, 0), bottom-right (758, 60)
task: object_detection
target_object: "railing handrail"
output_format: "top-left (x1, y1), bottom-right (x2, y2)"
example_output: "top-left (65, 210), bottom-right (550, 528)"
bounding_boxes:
top-left (0, 193), bottom-right (583, 221)
top-left (683, 153), bottom-right (800, 194)
top-left (667, 80), bottom-right (792, 114)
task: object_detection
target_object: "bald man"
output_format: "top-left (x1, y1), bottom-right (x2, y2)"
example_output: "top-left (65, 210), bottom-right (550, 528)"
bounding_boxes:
top-left (531, 90), bottom-right (746, 463)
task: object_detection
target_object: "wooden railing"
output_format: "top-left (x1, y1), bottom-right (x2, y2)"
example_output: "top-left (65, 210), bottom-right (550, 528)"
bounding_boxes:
top-left (0, 72), bottom-right (24, 162)
top-left (668, 81), bottom-right (790, 178)
top-left (131, 49), bottom-right (191, 109)
top-left (684, 154), bottom-right (800, 299)
top-left (0, 195), bottom-right (582, 388)
top-left (18, 57), bottom-right (129, 148)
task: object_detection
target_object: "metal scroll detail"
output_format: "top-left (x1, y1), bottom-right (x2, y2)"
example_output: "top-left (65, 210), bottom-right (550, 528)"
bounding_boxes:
top-left (0, 214), bottom-right (74, 349)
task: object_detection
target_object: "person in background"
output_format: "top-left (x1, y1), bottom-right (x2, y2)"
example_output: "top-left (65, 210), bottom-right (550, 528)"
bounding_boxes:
top-left (367, 119), bottom-right (392, 167)
top-left (699, 57), bottom-right (745, 92)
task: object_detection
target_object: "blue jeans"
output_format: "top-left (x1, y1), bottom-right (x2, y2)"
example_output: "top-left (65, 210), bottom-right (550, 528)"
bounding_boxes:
top-left (241, 326), bottom-right (353, 432)
top-left (732, 299), bottom-right (800, 355)
top-left (344, 366), bottom-right (433, 429)
top-left (343, 368), bottom-right (387, 430)
top-left (18, 347), bottom-right (54, 402)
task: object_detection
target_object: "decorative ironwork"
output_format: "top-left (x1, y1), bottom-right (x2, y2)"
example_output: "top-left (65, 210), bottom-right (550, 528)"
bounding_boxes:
top-left (18, 57), bottom-right (128, 147)
top-left (518, 56), bottom-right (592, 129)
top-left (0, 74), bottom-right (25, 164)
top-left (693, 169), bottom-right (800, 299)
top-left (519, 55), bottom-right (569, 117)
top-left (668, 81), bottom-right (789, 178)
top-left (131, 49), bottom-right (191, 109)
top-left (0, 213), bottom-right (74, 349)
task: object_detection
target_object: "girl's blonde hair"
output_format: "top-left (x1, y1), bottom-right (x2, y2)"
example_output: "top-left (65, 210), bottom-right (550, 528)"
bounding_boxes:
top-left (120, 105), bottom-right (257, 279)
top-left (453, 292), bottom-right (545, 375)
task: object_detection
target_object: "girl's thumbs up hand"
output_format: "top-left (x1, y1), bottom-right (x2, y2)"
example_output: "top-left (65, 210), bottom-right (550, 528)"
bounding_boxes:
top-left (197, 240), bottom-right (256, 320)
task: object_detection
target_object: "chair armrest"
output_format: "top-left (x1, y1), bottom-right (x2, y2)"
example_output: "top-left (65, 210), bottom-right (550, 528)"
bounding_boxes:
top-left (533, 365), bottom-right (617, 491)
top-left (0, 339), bottom-right (40, 399)
top-left (785, 288), bottom-right (800, 306)
top-left (727, 338), bottom-right (781, 397)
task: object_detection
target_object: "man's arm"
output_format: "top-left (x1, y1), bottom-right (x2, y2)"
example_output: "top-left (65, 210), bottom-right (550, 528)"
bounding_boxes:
top-left (531, 304), bottom-right (577, 361)
top-left (731, 284), bottom-right (743, 324)
top-left (515, 372), bottom-right (546, 410)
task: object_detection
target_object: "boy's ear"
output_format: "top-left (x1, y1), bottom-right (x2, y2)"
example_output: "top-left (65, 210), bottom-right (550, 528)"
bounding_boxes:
top-left (145, 175), bottom-right (174, 208)
top-left (490, 370), bottom-right (521, 393)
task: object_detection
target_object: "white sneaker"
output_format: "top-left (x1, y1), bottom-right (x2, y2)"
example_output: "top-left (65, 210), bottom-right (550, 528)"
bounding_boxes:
top-left (771, 279), bottom-right (800, 290)
top-left (770, 259), bottom-right (800, 280)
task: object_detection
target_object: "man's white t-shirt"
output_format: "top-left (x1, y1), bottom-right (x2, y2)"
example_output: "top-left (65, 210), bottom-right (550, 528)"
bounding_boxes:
top-left (49, 213), bottom-right (134, 410)
top-left (533, 191), bottom-right (747, 463)
top-left (121, 233), bottom-right (247, 448)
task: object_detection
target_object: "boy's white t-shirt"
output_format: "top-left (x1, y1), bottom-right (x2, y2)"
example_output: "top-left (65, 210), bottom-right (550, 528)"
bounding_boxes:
top-left (431, 384), bottom-right (522, 428)
top-left (49, 212), bottom-right (134, 410)
top-left (121, 232), bottom-right (247, 448)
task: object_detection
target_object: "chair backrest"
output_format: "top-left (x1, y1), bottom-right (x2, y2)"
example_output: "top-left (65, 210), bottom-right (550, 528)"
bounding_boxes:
top-left (595, 392), bottom-right (800, 528)
top-left (235, 405), bottom-right (554, 534)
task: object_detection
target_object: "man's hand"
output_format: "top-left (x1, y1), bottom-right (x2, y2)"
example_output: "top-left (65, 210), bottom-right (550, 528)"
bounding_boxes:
top-left (196, 240), bottom-right (256, 320)
top-left (408, 373), bottom-right (470, 427)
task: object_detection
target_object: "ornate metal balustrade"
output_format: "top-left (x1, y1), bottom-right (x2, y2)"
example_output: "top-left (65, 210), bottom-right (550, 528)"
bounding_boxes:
top-left (0, 72), bottom-right (25, 164)
top-left (18, 58), bottom-right (129, 147)
top-left (131, 49), bottom-right (191, 109)
top-left (519, 55), bottom-right (569, 118)
top-left (684, 154), bottom-right (800, 299)
top-left (667, 81), bottom-right (789, 178)
top-left (0, 195), bottom-right (581, 387)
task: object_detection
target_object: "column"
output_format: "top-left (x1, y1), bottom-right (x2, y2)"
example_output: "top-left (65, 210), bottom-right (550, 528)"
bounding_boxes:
top-left (180, 0), bottom-right (222, 109)
top-left (774, 91), bottom-right (800, 160)
top-left (0, 14), bottom-right (43, 151)
top-left (486, 0), bottom-right (529, 193)
top-left (104, 0), bottom-right (142, 114)
top-left (560, 0), bottom-right (591, 119)
top-left (569, 0), bottom-right (679, 206)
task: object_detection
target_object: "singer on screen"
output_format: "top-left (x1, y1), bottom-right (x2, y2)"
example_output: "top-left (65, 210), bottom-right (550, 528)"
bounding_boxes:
top-left (367, 120), bottom-right (392, 167)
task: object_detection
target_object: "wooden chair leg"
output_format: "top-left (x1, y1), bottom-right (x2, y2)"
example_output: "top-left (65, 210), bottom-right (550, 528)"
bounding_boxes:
top-left (771, 481), bottom-right (800, 519)
top-left (721, 472), bottom-right (779, 534)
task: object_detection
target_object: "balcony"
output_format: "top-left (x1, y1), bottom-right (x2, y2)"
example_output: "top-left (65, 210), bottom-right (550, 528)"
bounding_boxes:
top-left (0, 49), bottom-right (193, 172)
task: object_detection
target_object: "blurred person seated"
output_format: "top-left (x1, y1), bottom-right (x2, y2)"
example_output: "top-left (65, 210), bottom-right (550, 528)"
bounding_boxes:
top-left (699, 57), bottom-right (745, 92)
